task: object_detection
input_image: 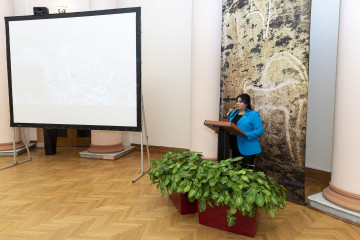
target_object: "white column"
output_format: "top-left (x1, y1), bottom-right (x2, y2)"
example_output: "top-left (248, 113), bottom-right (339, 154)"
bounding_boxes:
top-left (0, 0), bottom-right (23, 151)
top-left (323, 0), bottom-right (360, 211)
top-left (190, 0), bottom-right (222, 158)
top-left (88, 0), bottom-right (124, 153)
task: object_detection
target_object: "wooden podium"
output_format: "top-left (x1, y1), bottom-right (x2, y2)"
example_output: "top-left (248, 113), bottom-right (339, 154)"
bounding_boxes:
top-left (204, 120), bottom-right (247, 161)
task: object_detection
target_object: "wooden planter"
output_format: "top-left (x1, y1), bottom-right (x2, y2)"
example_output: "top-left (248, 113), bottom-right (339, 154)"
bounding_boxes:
top-left (197, 201), bottom-right (259, 237)
top-left (169, 191), bottom-right (197, 215)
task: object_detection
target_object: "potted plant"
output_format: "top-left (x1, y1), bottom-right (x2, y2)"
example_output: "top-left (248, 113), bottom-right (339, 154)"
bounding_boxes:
top-left (148, 150), bottom-right (202, 214)
top-left (184, 156), bottom-right (287, 237)
top-left (149, 150), bottom-right (287, 237)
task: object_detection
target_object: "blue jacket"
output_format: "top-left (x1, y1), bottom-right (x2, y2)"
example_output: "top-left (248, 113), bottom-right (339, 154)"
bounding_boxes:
top-left (228, 109), bottom-right (263, 156)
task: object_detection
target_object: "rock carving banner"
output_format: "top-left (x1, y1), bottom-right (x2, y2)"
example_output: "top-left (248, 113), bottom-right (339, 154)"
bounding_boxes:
top-left (220, 0), bottom-right (311, 205)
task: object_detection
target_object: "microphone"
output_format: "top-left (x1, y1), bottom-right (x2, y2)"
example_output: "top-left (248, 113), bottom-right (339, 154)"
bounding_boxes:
top-left (225, 108), bottom-right (234, 119)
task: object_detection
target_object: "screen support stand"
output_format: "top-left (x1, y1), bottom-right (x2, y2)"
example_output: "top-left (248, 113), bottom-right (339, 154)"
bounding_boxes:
top-left (0, 128), bottom-right (32, 171)
top-left (132, 95), bottom-right (151, 183)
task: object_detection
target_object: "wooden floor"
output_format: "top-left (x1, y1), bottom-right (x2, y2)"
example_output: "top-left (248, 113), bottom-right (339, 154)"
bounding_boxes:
top-left (0, 147), bottom-right (359, 240)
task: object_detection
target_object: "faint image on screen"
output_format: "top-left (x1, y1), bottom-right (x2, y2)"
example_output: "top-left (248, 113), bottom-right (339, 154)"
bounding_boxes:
top-left (7, 9), bottom-right (140, 129)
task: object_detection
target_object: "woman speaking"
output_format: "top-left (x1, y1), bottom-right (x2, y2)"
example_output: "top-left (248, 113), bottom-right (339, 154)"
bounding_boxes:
top-left (228, 93), bottom-right (263, 168)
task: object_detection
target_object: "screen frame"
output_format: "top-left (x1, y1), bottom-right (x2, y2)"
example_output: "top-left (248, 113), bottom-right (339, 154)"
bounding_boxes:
top-left (5, 7), bottom-right (142, 132)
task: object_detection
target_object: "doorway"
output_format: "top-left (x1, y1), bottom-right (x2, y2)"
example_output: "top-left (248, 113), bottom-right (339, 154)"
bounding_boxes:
top-left (57, 129), bottom-right (91, 147)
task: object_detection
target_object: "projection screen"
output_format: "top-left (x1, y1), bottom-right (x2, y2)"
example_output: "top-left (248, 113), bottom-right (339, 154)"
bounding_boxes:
top-left (5, 8), bottom-right (141, 131)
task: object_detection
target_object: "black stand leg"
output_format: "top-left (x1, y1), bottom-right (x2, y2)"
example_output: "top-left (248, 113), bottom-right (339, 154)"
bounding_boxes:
top-left (43, 128), bottom-right (57, 155)
top-left (217, 128), bottom-right (230, 162)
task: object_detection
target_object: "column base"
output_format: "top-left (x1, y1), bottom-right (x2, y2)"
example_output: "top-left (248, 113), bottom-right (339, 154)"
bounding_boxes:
top-left (87, 143), bottom-right (125, 153)
top-left (80, 146), bottom-right (136, 160)
top-left (0, 141), bottom-right (25, 151)
top-left (323, 183), bottom-right (360, 212)
top-left (0, 143), bottom-right (36, 156)
top-left (308, 192), bottom-right (360, 226)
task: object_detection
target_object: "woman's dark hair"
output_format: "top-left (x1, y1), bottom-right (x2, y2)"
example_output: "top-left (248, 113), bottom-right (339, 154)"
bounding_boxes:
top-left (237, 93), bottom-right (252, 110)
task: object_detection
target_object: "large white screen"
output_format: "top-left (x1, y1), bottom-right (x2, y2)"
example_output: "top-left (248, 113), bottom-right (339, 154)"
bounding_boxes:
top-left (6, 9), bottom-right (140, 130)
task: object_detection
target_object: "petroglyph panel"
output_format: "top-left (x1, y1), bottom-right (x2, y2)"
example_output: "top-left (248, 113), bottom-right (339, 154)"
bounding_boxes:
top-left (220, 0), bottom-right (311, 205)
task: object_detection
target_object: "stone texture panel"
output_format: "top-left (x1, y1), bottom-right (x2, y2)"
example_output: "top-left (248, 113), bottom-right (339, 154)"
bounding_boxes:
top-left (220, 0), bottom-right (311, 205)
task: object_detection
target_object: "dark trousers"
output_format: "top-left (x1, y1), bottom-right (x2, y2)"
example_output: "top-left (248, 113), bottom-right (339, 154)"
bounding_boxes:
top-left (230, 135), bottom-right (256, 168)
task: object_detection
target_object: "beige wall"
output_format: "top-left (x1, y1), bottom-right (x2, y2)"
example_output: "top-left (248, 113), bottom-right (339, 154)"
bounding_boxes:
top-left (120, 0), bottom-right (192, 149)
top-left (14, 0), bottom-right (89, 15)
top-left (190, 0), bottom-right (221, 158)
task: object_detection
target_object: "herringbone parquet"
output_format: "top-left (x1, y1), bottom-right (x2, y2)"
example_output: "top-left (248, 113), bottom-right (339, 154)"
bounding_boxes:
top-left (0, 147), bottom-right (359, 240)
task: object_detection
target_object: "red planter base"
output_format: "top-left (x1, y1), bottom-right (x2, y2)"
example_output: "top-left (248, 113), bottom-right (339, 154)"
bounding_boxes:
top-left (169, 191), bottom-right (197, 215)
top-left (197, 202), bottom-right (259, 237)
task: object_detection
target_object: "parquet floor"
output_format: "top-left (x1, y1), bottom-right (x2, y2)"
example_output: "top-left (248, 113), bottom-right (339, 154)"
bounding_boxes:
top-left (0, 147), bottom-right (359, 240)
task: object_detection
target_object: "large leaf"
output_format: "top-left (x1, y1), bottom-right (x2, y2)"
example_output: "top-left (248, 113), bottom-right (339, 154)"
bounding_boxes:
top-left (255, 194), bottom-right (265, 207)
top-left (245, 203), bottom-right (252, 212)
top-left (257, 171), bottom-right (266, 178)
top-left (177, 187), bottom-right (184, 194)
top-left (269, 208), bottom-right (276, 218)
top-left (235, 196), bottom-right (243, 208)
top-left (241, 175), bottom-right (249, 182)
top-left (224, 195), bottom-right (230, 205)
top-left (215, 196), bottom-right (224, 206)
top-left (188, 189), bottom-right (197, 198)
top-left (220, 176), bottom-right (228, 184)
top-left (227, 216), bottom-right (236, 227)
top-left (271, 196), bottom-right (279, 205)
top-left (246, 194), bottom-right (255, 205)
top-left (183, 182), bottom-right (192, 193)
top-left (199, 199), bottom-right (207, 212)
top-left (248, 208), bottom-right (256, 218)
top-left (203, 189), bottom-right (210, 198)
top-left (167, 188), bottom-right (174, 195)
top-left (206, 169), bottom-right (215, 180)
top-left (209, 179), bottom-right (217, 187)
top-left (228, 207), bottom-right (237, 215)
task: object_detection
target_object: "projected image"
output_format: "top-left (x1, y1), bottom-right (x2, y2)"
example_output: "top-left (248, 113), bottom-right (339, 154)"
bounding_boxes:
top-left (15, 36), bottom-right (136, 107)
top-left (6, 9), bottom-right (141, 129)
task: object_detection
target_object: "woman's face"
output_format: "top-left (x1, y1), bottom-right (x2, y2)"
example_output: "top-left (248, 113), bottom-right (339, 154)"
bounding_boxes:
top-left (236, 97), bottom-right (246, 111)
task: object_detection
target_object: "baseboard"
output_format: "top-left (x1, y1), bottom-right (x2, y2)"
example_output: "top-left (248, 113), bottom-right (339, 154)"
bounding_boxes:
top-left (305, 167), bottom-right (331, 184)
top-left (36, 143), bottom-right (44, 148)
top-left (131, 144), bottom-right (189, 153)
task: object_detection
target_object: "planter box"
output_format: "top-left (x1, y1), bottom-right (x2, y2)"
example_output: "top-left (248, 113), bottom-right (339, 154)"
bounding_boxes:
top-left (169, 191), bottom-right (197, 215)
top-left (197, 201), bottom-right (259, 237)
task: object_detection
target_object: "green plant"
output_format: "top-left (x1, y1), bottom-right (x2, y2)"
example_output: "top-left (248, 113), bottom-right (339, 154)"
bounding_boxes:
top-left (148, 150), bottom-right (287, 227)
top-left (148, 150), bottom-right (203, 196)
top-left (195, 157), bottom-right (287, 226)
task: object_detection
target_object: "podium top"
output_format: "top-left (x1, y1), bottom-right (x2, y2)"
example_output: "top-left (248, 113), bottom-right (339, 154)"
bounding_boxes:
top-left (204, 120), bottom-right (247, 137)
